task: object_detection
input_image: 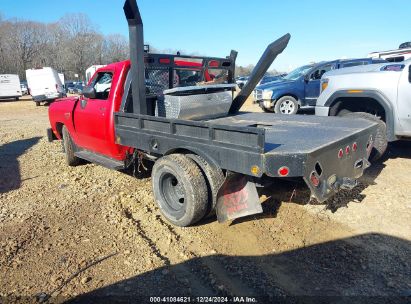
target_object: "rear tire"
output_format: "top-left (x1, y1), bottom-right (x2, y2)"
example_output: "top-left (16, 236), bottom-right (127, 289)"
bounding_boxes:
top-left (62, 126), bottom-right (81, 166)
top-left (186, 154), bottom-right (225, 218)
top-left (152, 154), bottom-right (208, 227)
top-left (339, 111), bottom-right (387, 161)
top-left (15, 97), bottom-right (19, 101)
top-left (35, 101), bottom-right (40, 106)
top-left (274, 96), bottom-right (298, 115)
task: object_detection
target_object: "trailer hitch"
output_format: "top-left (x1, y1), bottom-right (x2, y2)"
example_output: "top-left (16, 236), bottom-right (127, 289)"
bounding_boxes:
top-left (215, 172), bottom-right (263, 223)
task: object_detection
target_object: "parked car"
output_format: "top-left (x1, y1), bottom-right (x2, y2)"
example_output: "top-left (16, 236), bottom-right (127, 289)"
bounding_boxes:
top-left (73, 83), bottom-right (84, 94)
top-left (26, 67), bottom-right (66, 106)
top-left (257, 74), bottom-right (286, 86)
top-left (0, 74), bottom-right (22, 101)
top-left (235, 76), bottom-right (249, 89)
top-left (316, 60), bottom-right (411, 161)
top-left (20, 83), bottom-right (28, 95)
top-left (66, 82), bottom-right (76, 94)
top-left (369, 43), bottom-right (411, 63)
top-left (254, 58), bottom-right (387, 114)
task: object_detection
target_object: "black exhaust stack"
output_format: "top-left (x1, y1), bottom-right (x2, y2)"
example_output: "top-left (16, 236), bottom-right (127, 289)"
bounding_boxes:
top-left (229, 33), bottom-right (291, 114)
top-left (124, 0), bottom-right (147, 115)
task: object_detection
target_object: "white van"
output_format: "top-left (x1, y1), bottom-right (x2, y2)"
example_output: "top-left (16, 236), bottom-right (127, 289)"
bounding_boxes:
top-left (86, 65), bottom-right (106, 84)
top-left (26, 67), bottom-right (66, 106)
top-left (0, 74), bottom-right (22, 101)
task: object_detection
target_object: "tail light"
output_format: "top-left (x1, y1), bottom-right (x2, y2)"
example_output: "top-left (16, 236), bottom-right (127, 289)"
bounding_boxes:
top-left (278, 166), bottom-right (290, 177)
top-left (310, 172), bottom-right (320, 187)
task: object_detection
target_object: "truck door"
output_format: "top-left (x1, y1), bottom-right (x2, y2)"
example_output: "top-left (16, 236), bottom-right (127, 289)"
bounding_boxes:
top-left (73, 71), bottom-right (114, 155)
top-left (397, 65), bottom-right (411, 134)
top-left (304, 63), bottom-right (333, 106)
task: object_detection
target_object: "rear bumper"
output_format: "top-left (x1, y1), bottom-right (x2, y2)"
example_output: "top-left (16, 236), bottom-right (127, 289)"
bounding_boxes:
top-left (263, 123), bottom-right (378, 202)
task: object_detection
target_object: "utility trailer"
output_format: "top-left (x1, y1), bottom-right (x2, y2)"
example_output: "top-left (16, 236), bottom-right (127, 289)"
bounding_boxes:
top-left (47, 0), bottom-right (378, 226)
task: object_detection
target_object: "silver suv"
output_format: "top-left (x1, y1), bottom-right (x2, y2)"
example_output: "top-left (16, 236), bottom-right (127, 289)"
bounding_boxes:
top-left (315, 60), bottom-right (411, 160)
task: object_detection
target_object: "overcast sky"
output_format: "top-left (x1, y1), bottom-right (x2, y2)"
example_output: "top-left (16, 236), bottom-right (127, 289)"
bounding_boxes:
top-left (1, 0), bottom-right (410, 71)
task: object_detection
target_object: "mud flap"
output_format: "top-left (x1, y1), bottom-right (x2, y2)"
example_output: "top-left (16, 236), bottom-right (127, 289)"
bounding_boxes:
top-left (215, 172), bottom-right (262, 223)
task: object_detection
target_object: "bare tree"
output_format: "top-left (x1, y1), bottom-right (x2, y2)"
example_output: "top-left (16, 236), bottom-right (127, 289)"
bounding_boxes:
top-left (102, 34), bottom-right (129, 64)
top-left (0, 11), bottom-right (128, 80)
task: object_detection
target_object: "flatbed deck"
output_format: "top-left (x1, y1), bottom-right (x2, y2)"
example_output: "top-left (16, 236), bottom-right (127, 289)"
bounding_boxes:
top-left (209, 112), bottom-right (375, 154)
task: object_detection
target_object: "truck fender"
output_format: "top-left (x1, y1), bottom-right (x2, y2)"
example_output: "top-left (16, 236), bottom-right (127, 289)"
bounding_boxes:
top-left (325, 90), bottom-right (396, 141)
top-left (164, 146), bottom-right (221, 170)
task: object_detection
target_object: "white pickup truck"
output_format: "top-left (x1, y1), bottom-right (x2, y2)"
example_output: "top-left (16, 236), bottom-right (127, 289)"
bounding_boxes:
top-left (315, 60), bottom-right (411, 161)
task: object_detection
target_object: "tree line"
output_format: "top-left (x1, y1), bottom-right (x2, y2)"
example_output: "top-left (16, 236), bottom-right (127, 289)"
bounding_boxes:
top-left (0, 13), bottom-right (129, 81)
top-left (0, 12), bottom-right (280, 81)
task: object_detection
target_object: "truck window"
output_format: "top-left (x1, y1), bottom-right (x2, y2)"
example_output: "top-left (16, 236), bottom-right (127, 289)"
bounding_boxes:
top-left (386, 56), bottom-right (405, 62)
top-left (342, 61), bottom-right (367, 68)
top-left (92, 72), bottom-right (113, 100)
top-left (310, 64), bottom-right (333, 80)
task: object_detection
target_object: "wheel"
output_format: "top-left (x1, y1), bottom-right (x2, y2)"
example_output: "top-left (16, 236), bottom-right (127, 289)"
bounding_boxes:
top-left (274, 96), bottom-right (298, 114)
top-left (35, 101), bottom-right (40, 106)
top-left (62, 126), bottom-right (81, 166)
top-left (15, 97), bottom-right (19, 101)
top-left (337, 109), bottom-right (351, 116)
top-left (186, 154), bottom-right (225, 218)
top-left (152, 154), bottom-right (208, 227)
top-left (339, 111), bottom-right (387, 162)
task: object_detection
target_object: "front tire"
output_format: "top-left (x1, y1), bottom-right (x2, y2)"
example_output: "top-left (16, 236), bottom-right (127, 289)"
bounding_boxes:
top-left (274, 96), bottom-right (298, 115)
top-left (62, 126), bottom-right (81, 166)
top-left (152, 154), bottom-right (208, 227)
top-left (339, 111), bottom-right (387, 161)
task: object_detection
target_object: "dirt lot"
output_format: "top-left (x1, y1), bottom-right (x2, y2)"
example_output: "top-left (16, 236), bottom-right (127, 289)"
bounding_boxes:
top-left (1, 96), bottom-right (410, 302)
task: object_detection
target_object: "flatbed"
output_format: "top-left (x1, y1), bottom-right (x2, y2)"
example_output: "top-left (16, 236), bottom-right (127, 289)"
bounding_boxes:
top-left (47, 0), bottom-right (378, 226)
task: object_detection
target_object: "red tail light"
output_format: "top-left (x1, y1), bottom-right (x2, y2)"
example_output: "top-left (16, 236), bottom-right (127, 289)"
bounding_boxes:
top-left (159, 58), bottom-right (171, 64)
top-left (278, 166), bottom-right (289, 177)
top-left (209, 60), bottom-right (219, 68)
top-left (310, 172), bottom-right (320, 187)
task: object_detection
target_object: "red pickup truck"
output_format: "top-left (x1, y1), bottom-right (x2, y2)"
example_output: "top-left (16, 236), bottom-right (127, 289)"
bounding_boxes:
top-left (47, 0), bottom-right (377, 227)
top-left (48, 59), bottom-right (215, 163)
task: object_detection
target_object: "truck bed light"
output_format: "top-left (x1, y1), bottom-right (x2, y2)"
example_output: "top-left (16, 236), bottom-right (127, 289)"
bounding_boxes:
top-left (209, 60), bottom-right (219, 68)
top-left (278, 166), bottom-right (289, 177)
top-left (310, 172), bottom-right (320, 187)
top-left (159, 58), bottom-right (171, 64)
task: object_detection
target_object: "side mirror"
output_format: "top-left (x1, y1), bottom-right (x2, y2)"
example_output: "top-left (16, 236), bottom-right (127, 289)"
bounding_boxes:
top-left (304, 74), bottom-right (310, 82)
top-left (83, 86), bottom-right (96, 99)
top-left (409, 65), bottom-right (411, 83)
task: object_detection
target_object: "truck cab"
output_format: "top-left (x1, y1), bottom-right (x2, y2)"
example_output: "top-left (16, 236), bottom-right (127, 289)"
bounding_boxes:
top-left (255, 58), bottom-right (386, 114)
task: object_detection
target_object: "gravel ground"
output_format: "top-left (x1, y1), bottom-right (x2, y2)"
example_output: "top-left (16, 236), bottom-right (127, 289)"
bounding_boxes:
top-left (0, 97), bottom-right (410, 302)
